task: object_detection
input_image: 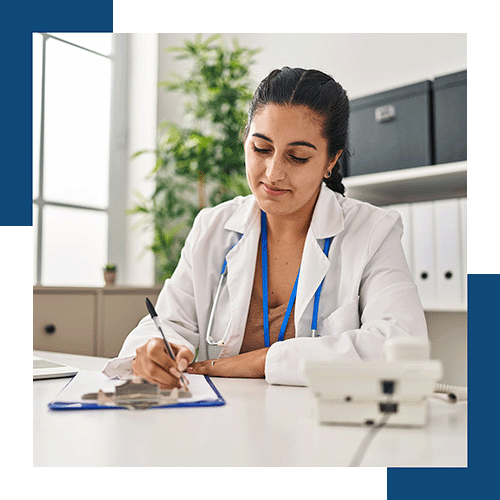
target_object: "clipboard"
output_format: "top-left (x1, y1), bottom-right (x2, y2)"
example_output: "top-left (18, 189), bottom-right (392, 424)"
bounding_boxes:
top-left (48, 370), bottom-right (225, 411)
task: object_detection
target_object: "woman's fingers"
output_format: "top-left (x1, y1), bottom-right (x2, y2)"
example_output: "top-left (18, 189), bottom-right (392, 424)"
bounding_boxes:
top-left (146, 337), bottom-right (175, 367)
top-left (132, 353), bottom-right (182, 389)
top-left (132, 338), bottom-right (196, 389)
top-left (172, 344), bottom-right (195, 372)
top-left (132, 338), bottom-right (183, 388)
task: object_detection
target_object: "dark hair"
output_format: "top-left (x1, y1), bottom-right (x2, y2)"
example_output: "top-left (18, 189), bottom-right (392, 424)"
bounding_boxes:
top-left (244, 67), bottom-right (350, 195)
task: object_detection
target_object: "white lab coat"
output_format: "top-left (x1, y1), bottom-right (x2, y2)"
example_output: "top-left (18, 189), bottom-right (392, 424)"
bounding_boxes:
top-left (103, 184), bottom-right (428, 386)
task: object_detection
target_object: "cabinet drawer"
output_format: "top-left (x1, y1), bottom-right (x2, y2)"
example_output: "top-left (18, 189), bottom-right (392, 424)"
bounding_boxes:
top-left (100, 292), bottom-right (160, 358)
top-left (33, 293), bottom-right (96, 355)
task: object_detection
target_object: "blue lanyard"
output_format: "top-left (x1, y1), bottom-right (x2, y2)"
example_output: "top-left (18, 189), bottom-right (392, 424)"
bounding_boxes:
top-left (261, 211), bottom-right (332, 347)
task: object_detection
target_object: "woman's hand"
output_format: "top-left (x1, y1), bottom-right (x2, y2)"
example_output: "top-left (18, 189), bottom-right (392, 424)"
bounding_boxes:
top-left (186, 348), bottom-right (269, 379)
top-left (132, 338), bottom-right (194, 389)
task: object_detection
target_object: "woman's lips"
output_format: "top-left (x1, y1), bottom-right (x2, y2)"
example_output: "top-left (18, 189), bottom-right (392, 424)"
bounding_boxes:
top-left (262, 183), bottom-right (289, 196)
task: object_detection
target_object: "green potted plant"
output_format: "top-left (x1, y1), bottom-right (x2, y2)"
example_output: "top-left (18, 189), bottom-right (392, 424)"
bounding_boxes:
top-left (130, 34), bottom-right (260, 282)
top-left (103, 264), bottom-right (117, 286)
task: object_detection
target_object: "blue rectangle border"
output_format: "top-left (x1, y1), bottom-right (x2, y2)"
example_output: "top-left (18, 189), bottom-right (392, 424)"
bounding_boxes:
top-left (389, 274), bottom-right (492, 499)
top-left (1, 1), bottom-right (113, 226)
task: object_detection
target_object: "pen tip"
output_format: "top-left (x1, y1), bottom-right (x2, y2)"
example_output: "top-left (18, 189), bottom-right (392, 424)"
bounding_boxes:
top-left (145, 297), bottom-right (156, 317)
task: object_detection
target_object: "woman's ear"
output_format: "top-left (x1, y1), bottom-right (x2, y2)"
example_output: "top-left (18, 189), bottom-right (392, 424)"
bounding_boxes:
top-left (324, 150), bottom-right (343, 177)
top-left (332, 149), bottom-right (343, 166)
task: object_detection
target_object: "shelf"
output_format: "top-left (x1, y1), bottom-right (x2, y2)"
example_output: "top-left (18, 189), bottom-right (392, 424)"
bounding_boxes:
top-left (423, 305), bottom-right (467, 313)
top-left (344, 161), bottom-right (466, 206)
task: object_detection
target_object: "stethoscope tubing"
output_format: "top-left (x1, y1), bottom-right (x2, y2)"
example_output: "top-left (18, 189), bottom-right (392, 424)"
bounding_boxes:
top-left (206, 270), bottom-right (229, 346)
top-left (205, 215), bottom-right (333, 347)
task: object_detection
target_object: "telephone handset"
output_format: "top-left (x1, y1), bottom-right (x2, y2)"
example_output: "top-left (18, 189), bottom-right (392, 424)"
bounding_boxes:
top-left (384, 338), bottom-right (467, 403)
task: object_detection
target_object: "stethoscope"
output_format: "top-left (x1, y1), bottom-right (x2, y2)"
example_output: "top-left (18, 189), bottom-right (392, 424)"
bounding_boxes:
top-left (205, 210), bottom-right (333, 347)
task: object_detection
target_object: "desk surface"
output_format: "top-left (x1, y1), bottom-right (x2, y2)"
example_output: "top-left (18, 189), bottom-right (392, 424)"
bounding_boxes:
top-left (33, 351), bottom-right (467, 467)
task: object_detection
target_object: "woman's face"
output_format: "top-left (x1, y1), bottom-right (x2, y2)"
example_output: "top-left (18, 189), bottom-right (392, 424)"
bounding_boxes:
top-left (244, 104), bottom-right (337, 221)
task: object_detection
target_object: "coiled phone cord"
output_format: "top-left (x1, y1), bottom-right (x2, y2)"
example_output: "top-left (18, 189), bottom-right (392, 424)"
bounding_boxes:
top-left (434, 383), bottom-right (468, 403)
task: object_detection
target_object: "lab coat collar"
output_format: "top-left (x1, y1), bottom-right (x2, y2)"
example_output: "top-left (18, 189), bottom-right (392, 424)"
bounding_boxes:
top-left (224, 194), bottom-right (260, 234)
top-left (310, 183), bottom-right (345, 239)
top-left (223, 184), bottom-right (345, 238)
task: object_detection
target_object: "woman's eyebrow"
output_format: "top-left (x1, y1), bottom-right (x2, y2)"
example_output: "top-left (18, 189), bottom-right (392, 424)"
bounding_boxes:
top-left (252, 133), bottom-right (317, 150)
top-left (289, 140), bottom-right (317, 150)
top-left (252, 133), bottom-right (273, 143)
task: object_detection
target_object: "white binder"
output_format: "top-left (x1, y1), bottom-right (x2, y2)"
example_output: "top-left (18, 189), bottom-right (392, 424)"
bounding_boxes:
top-left (410, 201), bottom-right (437, 305)
top-left (434, 199), bottom-right (463, 307)
top-left (459, 198), bottom-right (467, 304)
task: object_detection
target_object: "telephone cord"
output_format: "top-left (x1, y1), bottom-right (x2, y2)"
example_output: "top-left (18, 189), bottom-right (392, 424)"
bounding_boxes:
top-left (434, 383), bottom-right (467, 403)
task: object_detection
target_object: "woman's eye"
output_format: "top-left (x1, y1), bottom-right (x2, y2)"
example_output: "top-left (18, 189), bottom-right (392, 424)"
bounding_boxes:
top-left (252, 145), bottom-right (309, 163)
top-left (290, 155), bottom-right (310, 163)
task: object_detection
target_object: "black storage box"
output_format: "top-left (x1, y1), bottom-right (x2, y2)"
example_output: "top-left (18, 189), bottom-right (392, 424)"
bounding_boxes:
top-left (433, 70), bottom-right (467, 164)
top-left (347, 80), bottom-right (433, 176)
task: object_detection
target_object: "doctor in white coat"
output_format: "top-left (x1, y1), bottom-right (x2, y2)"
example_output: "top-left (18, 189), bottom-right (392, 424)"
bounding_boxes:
top-left (104, 67), bottom-right (428, 387)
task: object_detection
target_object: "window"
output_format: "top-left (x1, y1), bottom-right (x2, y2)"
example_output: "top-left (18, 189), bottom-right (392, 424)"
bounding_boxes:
top-left (33, 33), bottom-right (123, 286)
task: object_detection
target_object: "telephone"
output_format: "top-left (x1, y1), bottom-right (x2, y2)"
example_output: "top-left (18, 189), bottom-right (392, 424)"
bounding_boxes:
top-left (384, 337), bottom-right (467, 403)
top-left (303, 338), bottom-right (467, 427)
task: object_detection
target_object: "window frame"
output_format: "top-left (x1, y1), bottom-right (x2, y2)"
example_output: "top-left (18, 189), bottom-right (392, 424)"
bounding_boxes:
top-left (33, 32), bottom-right (128, 286)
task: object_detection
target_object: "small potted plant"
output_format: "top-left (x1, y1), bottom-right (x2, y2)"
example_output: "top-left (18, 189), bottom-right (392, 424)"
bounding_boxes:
top-left (103, 264), bottom-right (117, 286)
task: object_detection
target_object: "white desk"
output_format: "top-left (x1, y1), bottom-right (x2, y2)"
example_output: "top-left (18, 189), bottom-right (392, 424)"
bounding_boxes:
top-left (33, 350), bottom-right (467, 467)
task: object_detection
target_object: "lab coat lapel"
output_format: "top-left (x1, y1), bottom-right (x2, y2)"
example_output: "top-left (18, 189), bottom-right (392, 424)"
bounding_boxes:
top-left (294, 232), bottom-right (331, 329)
top-left (220, 196), bottom-right (261, 356)
top-left (295, 186), bottom-right (345, 332)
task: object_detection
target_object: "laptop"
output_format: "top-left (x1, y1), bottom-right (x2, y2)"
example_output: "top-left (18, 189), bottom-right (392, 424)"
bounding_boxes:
top-left (33, 355), bottom-right (79, 380)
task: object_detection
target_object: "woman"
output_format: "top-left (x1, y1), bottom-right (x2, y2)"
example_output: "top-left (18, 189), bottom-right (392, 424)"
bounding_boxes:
top-left (104, 67), bottom-right (427, 387)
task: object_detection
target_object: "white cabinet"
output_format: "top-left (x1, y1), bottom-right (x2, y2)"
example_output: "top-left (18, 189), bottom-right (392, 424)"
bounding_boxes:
top-left (344, 160), bottom-right (467, 312)
top-left (33, 290), bottom-right (97, 356)
top-left (344, 161), bottom-right (467, 385)
top-left (33, 286), bottom-right (162, 357)
top-left (99, 287), bottom-right (162, 358)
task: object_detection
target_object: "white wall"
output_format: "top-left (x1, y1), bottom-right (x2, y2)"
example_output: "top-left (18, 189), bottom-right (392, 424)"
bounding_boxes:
top-left (425, 311), bottom-right (467, 386)
top-left (124, 33), bottom-right (158, 286)
top-left (157, 33), bottom-right (466, 124)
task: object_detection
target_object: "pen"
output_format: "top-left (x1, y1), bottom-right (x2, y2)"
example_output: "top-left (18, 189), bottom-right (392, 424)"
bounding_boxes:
top-left (145, 297), bottom-right (189, 390)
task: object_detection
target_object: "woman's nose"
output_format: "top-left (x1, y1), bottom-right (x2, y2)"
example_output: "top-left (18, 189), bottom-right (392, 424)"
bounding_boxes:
top-left (266, 155), bottom-right (286, 183)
